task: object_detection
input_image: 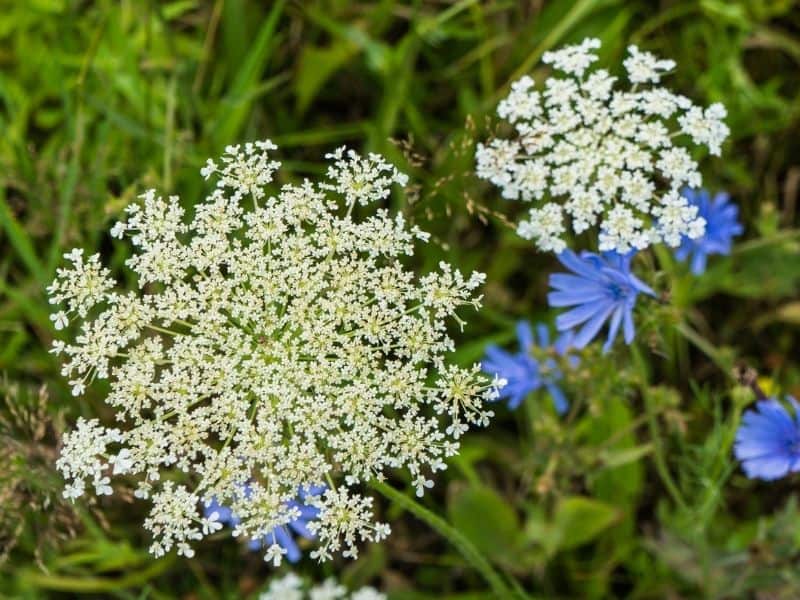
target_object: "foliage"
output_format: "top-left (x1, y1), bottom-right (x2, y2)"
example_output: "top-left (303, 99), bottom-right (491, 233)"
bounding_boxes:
top-left (0, 0), bottom-right (798, 598)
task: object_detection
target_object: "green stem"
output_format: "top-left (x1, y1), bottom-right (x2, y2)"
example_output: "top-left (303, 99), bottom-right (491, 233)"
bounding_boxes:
top-left (630, 345), bottom-right (688, 511)
top-left (732, 228), bottom-right (800, 254)
top-left (504, 0), bottom-right (601, 90)
top-left (675, 322), bottom-right (734, 378)
top-left (144, 323), bottom-right (179, 337)
top-left (643, 388), bottom-right (688, 511)
top-left (370, 479), bottom-right (524, 599)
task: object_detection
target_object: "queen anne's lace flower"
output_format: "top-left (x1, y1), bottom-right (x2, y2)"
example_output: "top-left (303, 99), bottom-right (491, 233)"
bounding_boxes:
top-left (476, 38), bottom-right (729, 254)
top-left (259, 571), bottom-right (387, 600)
top-left (204, 485), bottom-right (323, 562)
top-left (50, 142), bottom-right (501, 564)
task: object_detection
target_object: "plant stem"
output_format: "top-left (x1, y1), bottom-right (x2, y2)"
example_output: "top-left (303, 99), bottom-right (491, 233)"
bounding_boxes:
top-left (732, 228), bottom-right (800, 254)
top-left (675, 322), bottom-right (734, 377)
top-left (144, 323), bottom-right (178, 337)
top-left (630, 345), bottom-right (688, 511)
top-left (643, 388), bottom-right (688, 511)
top-left (370, 479), bottom-right (525, 599)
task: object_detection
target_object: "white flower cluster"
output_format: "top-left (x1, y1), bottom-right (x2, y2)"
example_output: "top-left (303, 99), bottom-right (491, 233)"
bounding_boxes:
top-left (50, 141), bottom-right (501, 564)
top-left (476, 38), bottom-right (729, 253)
top-left (259, 572), bottom-right (385, 600)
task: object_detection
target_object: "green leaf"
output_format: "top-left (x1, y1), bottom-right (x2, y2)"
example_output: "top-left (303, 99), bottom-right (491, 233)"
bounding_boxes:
top-left (699, 0), bottom-right (749, 27)
top-left (448, 485), bottom-right (522, 564)
top-left (295, 41), bottom-right (358, 114)
top-left (341, 543), bottom-right (387, 590)
top-left (213, 0), bottom-right (287, 145)
top-left (528, 496), bottom-right (620, 557)
top-left (753, 301), bottom-right (800, 329)
top-left (301, 8), bottom-right (391, 75)
top-left (0, 190), bottom-right (46, 283)
top-left (507, 0), bottom-right (606, 85)
top-left (584, 396), bottom-right (646, 507)
top-left (553, 496), bottom-right (619, 552)
top-left (598, 444), bottom-right (654, 469)
top-left (18, 557), bottom-right (174, 593)
top-left (162, 1), bottom-right (199, 21)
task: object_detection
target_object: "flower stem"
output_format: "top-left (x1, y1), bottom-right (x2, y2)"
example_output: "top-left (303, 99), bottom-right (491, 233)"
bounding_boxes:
top-left (675, 322), bottom-right (734, 377)
top-left (630, 345), bottom-right (688, 511)
top-left (643, 388), bottom-right (688, 511)
top-left (732, 228), bottom-right (800, 254)
top-left (144, 323), bottom-right (179, 337)
top-left (370, 479), bottom-right (525, 599)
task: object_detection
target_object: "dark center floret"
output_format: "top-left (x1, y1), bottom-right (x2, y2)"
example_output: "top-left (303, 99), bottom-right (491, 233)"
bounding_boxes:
top-left (608, 282), bottom-right (626, 300)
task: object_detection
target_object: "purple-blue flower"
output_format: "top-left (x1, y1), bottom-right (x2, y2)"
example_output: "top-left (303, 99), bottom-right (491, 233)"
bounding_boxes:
top-left (675, 189), bottom-right (743, 275)
top-left (204, 485), bottom-right (324, 562)
top-left (481, 321), bottom-right (573, 414)
top-left (734, 397), bottom-right (800, 481)
top-left (547, 250), bottom-right (655, 353)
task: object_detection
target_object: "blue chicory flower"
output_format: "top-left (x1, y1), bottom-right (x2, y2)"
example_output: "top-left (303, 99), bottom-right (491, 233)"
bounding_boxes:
top-left (481, 320), bottom-right (573, 414)
top-left (734, 397), bottom-right (800, 481)
top-left (547, 250), bottom-right (655, 353)
top-left (674, 189), bottom-right (743, 275)
top-left (205, 485), bottom-right (324, 562)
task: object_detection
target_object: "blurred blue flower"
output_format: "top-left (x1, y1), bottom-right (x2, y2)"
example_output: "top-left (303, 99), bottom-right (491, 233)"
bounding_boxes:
top-left (548, 250), bottom-right (655, 353)
top-left (481, 320), bottom-right (573, 414)
top-left (734, 397), bottom-right (800, 481)
top-left (204, 485), bottom-right (324, 562)
top-left (674, 189), bottom-right (743, 275)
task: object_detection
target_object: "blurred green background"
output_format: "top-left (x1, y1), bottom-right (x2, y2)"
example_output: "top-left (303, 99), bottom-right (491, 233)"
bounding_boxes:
top-left (1, 0), bottom-right (799, 598)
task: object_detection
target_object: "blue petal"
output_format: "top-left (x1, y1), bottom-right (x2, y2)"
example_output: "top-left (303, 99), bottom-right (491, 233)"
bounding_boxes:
top-left (674, 243), bottom-right (691, 262)
top-left (546, 383), bottom-right (569, 415)
top-left (740, 454), bottom-right (792, 480)
top-left (690, 250), bottom-right (708, 275)
top-left (548, 288), bottom-right (609, 307)
top-left (248, 537), bottom-right (263, 551)
top-left (273, 526), bottom-right (302, 563)
top-left (574, 302), bottom-right (616, 349)
top-left (553, 330), bottom-right (574, 355)
top-left (557, 300), bottom-right (612, 331)
top-left (734, 399), bottom-right (800, 480)
top-left (556, 250), bottom-right (605, 280)
top-left (535, 323), bottom-right (550, 348)
top-left (516, 321), bottom-right (534, 352)
top-left (549, 273), bottom-right (608, 293)
top-left (628, 273), bottom-right (656, 297)
top-left (506, 390), bottom-right (528, 410)
top-left (603, 306), bottom-right (624, 353)
top-left (288, 517), bottom-right (316, 540)
top-left (622, 307), bottom-right (635, 344)
top-left (481, 346), bottom-right (517, 373)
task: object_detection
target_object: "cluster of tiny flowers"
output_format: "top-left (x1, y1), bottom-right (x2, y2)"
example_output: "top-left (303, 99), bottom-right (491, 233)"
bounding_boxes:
top-left (204, 485), bottom-right (322, 563)
top-left (259, 572), bottom-right (386, 600)
top-left (50, 142), bottom-right (502, 564)
top-left (475, 38), bottom-right (729, 254)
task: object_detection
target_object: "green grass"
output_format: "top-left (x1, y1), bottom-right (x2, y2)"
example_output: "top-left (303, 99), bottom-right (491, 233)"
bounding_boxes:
top-left (1, 1), bottom-right (799, 598)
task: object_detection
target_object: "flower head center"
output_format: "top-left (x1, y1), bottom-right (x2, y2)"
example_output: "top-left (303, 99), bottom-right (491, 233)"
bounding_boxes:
top-left (608, 282), bottom-right (626, 301)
